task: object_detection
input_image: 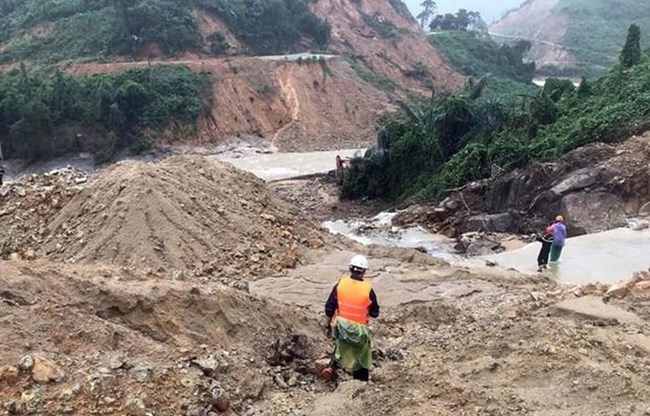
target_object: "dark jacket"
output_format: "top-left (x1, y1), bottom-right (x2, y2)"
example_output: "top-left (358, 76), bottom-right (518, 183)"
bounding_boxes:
top-left (536, 233), bottom-right (553, 245)
top-left (325, 278), bottom-right (380, 319)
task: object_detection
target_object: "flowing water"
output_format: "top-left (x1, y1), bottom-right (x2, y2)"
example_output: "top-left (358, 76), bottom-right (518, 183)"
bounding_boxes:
top-left (485, 228), bottom-right (650, 285)
top-left (215, 148), bottom-right (365, 181)
top-left (322, 212), bottom-right (457, 261)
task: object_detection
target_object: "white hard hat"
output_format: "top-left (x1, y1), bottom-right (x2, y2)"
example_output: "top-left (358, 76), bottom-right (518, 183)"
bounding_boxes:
top-left (349, 255), bottom-right (369, 270)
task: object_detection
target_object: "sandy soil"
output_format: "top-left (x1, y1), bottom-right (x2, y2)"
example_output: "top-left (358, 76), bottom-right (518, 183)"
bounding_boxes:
top-left (2, 157), bottom-right (650, 416)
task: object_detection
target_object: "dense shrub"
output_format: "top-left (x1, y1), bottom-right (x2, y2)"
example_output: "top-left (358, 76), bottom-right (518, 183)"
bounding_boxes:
top-left (0, 0), bottom-right (331, 61)
top-left (343, 32), bottom-right (650, 201)
top-left (0, 65), bottom-right (210, 162)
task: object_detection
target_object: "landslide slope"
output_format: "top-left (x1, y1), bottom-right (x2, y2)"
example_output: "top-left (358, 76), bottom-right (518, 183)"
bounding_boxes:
top-left (0, 0), bottom-right (462, 152)
top-left (489, 0), bottom-right (650, 76)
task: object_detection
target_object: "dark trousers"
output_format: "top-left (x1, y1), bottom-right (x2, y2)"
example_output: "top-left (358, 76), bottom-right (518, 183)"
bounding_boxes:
top-left (537, 242), bottom-right (552, 266)
top-left (329, 354), bottom-right (369, 381)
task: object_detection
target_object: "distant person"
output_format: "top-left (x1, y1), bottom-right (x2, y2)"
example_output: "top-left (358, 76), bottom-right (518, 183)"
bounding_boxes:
top-left (536, 225), bottom-right (554, 272)
top-left (550, 215), bottom-right (567, 263)
top-left (321, 255), bottom-right (379, 382)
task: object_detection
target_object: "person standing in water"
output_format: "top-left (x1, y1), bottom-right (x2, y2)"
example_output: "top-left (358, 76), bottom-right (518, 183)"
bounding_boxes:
top-left (536, 225), bottom-right (554, 272)
top-left (549, 215), bottom-right (567, 263)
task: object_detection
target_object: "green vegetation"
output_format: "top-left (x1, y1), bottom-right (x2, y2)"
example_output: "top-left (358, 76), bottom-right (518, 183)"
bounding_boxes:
top-left (362, 13), bottom-right (399, 39)
top-left (0, 0), bottom-right (331, 62)
top-left (620, 24), bottom-right (642, 68)
top-left (0, 65), bottom-right (210, 162)
top-left (429, 9), bottom-right (483, 31)
top-left (195, 0), bottom-right (331, 55)
top-left (552, 0), bottom-right (650, 73)
top-left (428, 30), bottom-right (536, 86)
top-left (345, 56), bottom-right (397, 93)
top-left (343, 27), bottom-right (650, 201)
top-left (388, 0), bottom-right (414, 21)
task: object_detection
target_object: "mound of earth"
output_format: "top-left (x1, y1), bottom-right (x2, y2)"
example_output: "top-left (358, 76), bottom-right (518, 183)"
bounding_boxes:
top-left (0, 260), bottom-right (328, 416)
top-left (19, 157), bottom-right (328, 278)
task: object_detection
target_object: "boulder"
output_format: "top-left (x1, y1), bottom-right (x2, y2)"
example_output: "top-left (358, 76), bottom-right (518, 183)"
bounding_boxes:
top-left (463, 212), bottom-right (517, 233)
top-left (604, 282), bottom-right (630, 300)
top-left (550, 168), bottom-right (599, 196)
top-left (466, 239), bottom-right (503, 257)
top-left (560, 192), bottom-right (623, 235)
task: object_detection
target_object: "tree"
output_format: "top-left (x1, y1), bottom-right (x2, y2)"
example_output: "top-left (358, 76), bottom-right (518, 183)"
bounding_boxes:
top-left (429, 9), bottom-right (480, 31)
top-left (620, 24), bottom-right (641, 69)
top-left (417, 0), bottom-right (436, 30)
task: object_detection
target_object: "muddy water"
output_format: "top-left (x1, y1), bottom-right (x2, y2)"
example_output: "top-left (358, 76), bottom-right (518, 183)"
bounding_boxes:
top-left (485, 228), bottom-right (650, 285)
top-left (215, 148), bottom-right (364, 181)
top-left (322, 212), bottom-right (457, 261)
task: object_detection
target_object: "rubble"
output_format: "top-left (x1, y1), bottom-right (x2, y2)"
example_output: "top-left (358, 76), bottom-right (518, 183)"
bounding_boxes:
top-left (0, 167), bottom-right (88, 258)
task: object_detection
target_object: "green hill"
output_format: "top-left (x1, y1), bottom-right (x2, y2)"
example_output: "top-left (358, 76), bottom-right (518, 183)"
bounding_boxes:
top-left (0, 0), bottom-right (331, 63)
top-left (490, 0), bottom-right (650, 76)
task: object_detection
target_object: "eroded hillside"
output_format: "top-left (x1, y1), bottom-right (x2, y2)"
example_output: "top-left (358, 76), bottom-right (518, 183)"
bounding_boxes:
top-left (0, 0), bottom-right (463, 156)
top-left (490, 0), bottom-right (650, 76)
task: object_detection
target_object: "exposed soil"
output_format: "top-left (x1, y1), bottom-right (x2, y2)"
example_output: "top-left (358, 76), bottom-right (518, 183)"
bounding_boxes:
top-left (489, 0), bottom-right (577, 70)
top-left (3, 155), bottom-right (650, 415)
top-left (1, 156), bottom-right (330, 279)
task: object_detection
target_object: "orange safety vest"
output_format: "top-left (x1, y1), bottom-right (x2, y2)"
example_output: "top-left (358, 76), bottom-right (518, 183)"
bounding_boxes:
top-left (336, 276), bottom-right (372, 325)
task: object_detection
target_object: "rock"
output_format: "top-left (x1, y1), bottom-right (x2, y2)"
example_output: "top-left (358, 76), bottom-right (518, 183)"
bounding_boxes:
top-left (192, 355), bottom-right (227, 377)
top-left (212, 394), bottom-right (230, 412)
top-left (9, 252), bottom-right (21, 262)
top-left (466, 239), bottom-right (503, 257)
top-left (124, 396), bottom-right (147, 416)
top-left (628, 219), bottom-right (650, 231)
top-left (31, 355), bottom-right (65, 383)
top-left (312, 358), bottom-right (330, 375)
top-left (604, 282), bottom-right (630, 299)
top-left (463, 212), bottom-right (516, 233)
top-left (634, 280), bottom-right (650, 291)
top-left (260, 213), bottom-right (276, 222)
top-left (274, 374), bottom-right (288, 389)
top-left (441, 197), bottom-right (460, 211)
top-left (0, 366), bottom-right (20, 384)
top-left (560, 192), bottom-right (622, 235)
top-left (551, 168), bottom-right (599, 196)
top-left (22, 248), bottom-right (36, 261)
top-left (129, 365), bottom-right (152, 383)
top-left (386, 348), bottom-right (406, 361)
top-left (485, 260), bottom-right (498, 267)
top-left (20, 355), bottom-right (35, 371)
top-left (287, 375), bottom-right (298, 387)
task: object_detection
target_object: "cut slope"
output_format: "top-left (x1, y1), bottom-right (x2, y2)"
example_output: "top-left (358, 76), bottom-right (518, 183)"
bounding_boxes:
top-left (40, 156), bottom-right (328, 277)
top-left (312, 0), bottom-right (463, 94)
top-left (490, 0), bottom-right (650, 76)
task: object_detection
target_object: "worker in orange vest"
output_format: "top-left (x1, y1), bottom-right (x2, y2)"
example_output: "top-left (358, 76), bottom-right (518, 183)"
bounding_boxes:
top-left (322, 255), bottom-right (380, 381)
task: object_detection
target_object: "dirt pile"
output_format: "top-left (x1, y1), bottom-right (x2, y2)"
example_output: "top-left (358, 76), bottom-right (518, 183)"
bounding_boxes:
top-left (0, 260), bottom-right (330, 416)
top-left (34, 156), bottom-right (329, 278)
top-left (0, 167), bottom-right (87, 257)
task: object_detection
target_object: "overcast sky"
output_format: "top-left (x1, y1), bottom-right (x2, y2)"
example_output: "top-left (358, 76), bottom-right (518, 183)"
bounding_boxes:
top-left (403, 0), bottom-right (523, 23)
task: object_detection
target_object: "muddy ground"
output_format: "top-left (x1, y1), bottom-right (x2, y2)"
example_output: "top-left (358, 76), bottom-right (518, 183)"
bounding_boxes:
top-left (2, 157), bottom-right (650, 416)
